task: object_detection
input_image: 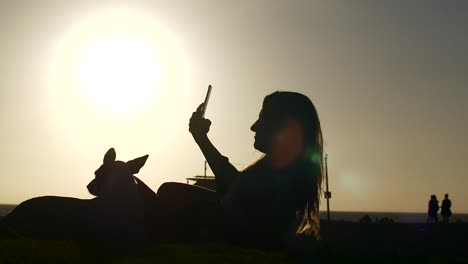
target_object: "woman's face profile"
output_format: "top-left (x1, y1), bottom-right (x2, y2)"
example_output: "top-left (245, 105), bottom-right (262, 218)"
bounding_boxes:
top-left (251, 109), bottom-right (267, 153)
top-left (250, 101), bottom-right (287, 154)
top-left (251, 106), bottom-right (276, 154)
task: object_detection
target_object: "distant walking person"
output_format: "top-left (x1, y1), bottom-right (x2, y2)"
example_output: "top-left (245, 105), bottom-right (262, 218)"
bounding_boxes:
top-left (427, 195), bottom-right (439, 223)
top-left (441, 193), bottom-right (452, 223)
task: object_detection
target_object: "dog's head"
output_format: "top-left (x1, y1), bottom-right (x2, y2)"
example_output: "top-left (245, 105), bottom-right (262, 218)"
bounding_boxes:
top-left (87, 148), bottom-right (149, 197)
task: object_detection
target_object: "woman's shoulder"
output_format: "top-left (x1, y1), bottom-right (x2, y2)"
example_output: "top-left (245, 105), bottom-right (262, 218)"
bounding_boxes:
top-left (242, 158), bottom-right (268, 173)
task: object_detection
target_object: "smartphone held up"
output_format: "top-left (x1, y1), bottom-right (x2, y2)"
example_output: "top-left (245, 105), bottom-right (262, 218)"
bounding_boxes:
top-left (201, 85), bottom-right (212, 118)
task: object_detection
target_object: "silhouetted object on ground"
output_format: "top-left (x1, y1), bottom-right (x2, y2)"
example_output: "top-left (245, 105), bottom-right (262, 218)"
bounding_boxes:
top-left (441, 193), bottom-right (452, 223)
top-left (427, 195), bottom-right (439, 223)
top-left (375, 217), bottom-right (395, 224)
top-left (358, 215), bottom-right (395, 224)
top-left (359, 214), bottom-right (372, 224)
top-left (186, 160), bottom-right (217, 191)
top-left (186, 175), bottom-right (216, 190)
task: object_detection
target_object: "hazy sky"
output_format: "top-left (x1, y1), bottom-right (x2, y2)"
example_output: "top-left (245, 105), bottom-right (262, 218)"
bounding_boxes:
top-left (1, 1), bottom-right (467, 213)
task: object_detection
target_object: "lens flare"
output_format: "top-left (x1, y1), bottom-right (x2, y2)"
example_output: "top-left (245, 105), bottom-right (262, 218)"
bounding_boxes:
top-left (304, 146), bottom-right (322, 165)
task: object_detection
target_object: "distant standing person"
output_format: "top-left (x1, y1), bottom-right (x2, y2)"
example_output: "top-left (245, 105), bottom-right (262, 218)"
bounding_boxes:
top-left (441, 193), bottom-right (452, 223)
top-left (427, 195), bottom-right (439, 223)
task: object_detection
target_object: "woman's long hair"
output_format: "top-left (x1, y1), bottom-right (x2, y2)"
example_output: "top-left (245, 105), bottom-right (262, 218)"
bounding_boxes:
top-left (245, 91), bottom-right (324, 238)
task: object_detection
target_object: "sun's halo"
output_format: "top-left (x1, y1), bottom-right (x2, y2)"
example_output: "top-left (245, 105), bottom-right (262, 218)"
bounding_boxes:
top-left (47, 11), bottom-right (190, 153)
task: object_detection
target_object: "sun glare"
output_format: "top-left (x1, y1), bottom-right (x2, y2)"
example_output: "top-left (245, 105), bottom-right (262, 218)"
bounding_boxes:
top-left (47, 11), bottom-right (190, 154)
top-left (48, 11), bottom-right (189, 120)
top-left (78, 33), bottom-right (162, 114)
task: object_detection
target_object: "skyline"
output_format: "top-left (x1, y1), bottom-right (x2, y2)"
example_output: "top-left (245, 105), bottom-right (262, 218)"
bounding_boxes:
top-left (1, 1), bottom-right (467, 213)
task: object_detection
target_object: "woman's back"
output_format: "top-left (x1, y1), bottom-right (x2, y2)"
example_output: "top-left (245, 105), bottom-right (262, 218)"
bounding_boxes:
top-left (221, 158), bottom-right (307, 247)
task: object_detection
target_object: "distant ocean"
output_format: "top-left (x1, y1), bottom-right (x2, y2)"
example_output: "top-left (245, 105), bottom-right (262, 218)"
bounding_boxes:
top-left (1, 204), bottom-right (467, 223)
top-left (319, 211), bottom-right (468, 223)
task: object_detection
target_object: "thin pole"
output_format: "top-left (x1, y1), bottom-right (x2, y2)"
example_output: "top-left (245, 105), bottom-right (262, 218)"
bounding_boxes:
top-left (204, 160), bottom-right (207, 179)
top-left (325, 154), bottom-right (331, 221)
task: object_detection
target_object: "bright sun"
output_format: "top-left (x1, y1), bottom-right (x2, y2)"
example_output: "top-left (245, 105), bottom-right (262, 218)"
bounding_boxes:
top-left (48, 11), bottom-right (187, 120)
top-left (78, 32), bottom-right (162, 114)
top-left (47, 11), bottom-right (189, 156)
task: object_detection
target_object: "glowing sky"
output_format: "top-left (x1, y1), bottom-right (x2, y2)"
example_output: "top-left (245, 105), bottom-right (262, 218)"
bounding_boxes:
top-left (1, 1), bottom-right (467, 213)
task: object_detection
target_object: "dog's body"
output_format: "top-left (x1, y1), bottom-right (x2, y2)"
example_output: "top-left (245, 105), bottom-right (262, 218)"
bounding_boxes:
top-left (1, 148), bottom-right (159, 241)
top-left (1, 196), bottom-right (90, 239)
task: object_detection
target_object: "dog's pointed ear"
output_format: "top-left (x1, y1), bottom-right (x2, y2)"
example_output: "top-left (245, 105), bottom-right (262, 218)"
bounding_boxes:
top-left (127, 155), bottom-right (149, 174)
top-left (104, 148), bottom-right (116, 164)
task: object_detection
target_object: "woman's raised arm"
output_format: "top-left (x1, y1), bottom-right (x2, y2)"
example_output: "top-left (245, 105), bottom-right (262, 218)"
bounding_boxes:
top-left (189, 103), bottom-right (240, 196)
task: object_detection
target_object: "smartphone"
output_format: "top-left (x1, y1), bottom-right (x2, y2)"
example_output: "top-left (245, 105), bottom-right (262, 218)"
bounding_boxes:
top-left (202, 84), bottom-right (212, 117)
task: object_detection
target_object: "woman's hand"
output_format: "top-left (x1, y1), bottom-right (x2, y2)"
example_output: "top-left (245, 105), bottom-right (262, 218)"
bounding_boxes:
top-left (189, 103), bottom-right (212, 143)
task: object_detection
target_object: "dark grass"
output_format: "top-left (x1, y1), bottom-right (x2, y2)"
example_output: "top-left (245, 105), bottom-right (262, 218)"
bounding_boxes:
top-left (1, 237), bottom-right (467, 264)
top-left (0, 238), bottom-right (297, 264)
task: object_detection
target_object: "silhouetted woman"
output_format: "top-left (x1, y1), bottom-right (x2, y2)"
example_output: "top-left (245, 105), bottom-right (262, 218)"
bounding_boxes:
top-left (155, 91), bottom-right (324, 248)
top-left (427, 195), bottom-right (439, 223)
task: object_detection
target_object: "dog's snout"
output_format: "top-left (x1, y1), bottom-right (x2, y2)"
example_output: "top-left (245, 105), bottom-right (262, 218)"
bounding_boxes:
top-left (87, 179), bottom-right (99, 196)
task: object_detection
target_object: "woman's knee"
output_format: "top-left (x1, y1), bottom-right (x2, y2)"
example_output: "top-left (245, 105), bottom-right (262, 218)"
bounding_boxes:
top-left (157, 182), bottom-right (216, 201)
top-left (157, 182), bottom-right (187, 197)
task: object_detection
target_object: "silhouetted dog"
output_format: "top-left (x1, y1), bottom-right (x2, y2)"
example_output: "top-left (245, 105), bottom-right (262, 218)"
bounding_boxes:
top-left (0, 148), bottom-right (157, 242)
